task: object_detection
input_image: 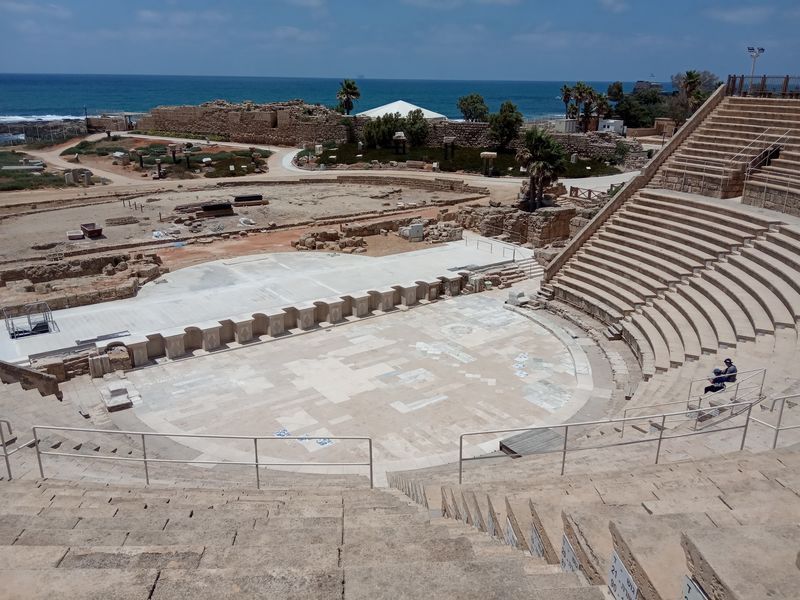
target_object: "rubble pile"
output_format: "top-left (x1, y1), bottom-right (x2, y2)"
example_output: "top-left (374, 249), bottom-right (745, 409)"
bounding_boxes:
top-left (291, 230), bottom-right (368, 253)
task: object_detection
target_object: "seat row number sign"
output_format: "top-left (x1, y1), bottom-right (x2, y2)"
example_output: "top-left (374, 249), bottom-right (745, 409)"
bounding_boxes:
top-left (608, 551), bottom-right (638, 600)
top-left (682, 576), bottom-right (710, 600)
top-left (560, 534), bottom-right (580, 572)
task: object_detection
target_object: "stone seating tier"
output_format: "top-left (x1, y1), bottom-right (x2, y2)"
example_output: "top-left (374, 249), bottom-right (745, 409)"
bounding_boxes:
top-left (0, 480), bottom-right (613, 599)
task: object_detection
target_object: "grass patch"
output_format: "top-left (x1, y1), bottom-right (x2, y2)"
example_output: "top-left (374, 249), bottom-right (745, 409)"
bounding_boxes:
top-left (316, 143), bottom-right (523, 176)
top-left (314, 143), bottom-right (621, 178)
top-left (60, 137), bottom-right (134, 156)
top-left (0, 151), bottom-right (67, 191)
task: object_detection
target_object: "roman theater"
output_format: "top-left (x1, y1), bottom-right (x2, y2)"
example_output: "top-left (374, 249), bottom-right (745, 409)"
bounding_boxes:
top-left (0, 78), bottom-right (799, 599)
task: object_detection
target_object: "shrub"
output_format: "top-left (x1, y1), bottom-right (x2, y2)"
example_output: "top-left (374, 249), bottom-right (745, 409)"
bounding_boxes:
top-left (404, 109), bottom-right (429, 147)
top-left (488, 101), bottom-right (523, 150)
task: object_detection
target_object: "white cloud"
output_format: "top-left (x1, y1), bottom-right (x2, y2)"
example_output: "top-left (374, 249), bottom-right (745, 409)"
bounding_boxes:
top-left (706, 5), bottom-right (775, 25)
top-left (268, 25), bottom-right (325, 44)
top-left (284, 0), bottom-right (326, 6)
top-left (0, 1), bottom-right (70, 19)
top-left (135, 9), bottom-right (227, 26)
top-left (402, 0), bottom-right (519, 8)
top-left (598, 0), bottom-right (628, 13)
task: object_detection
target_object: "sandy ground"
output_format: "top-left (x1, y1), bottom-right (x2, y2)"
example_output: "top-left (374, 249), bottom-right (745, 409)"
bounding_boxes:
top-left (0, 183), bottom-right (472, 262)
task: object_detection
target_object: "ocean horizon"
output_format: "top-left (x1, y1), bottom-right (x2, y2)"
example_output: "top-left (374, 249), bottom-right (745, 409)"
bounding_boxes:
top-left (0, 73), bottom-right (667, 124)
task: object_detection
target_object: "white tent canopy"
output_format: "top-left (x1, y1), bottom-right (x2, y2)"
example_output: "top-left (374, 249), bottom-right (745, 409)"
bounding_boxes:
top-left (356, 100), bottom-right (447, 121)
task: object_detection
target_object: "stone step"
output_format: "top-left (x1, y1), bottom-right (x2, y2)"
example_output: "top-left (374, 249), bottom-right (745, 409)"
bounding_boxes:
top-left (343, 562), bottom-right (608, 600)
top-left (0, 568), bottom-right (159, 600)
top-left (58, 545), bottom-right (205, 569)
top-left (684, 525), bottom-right (800, 600)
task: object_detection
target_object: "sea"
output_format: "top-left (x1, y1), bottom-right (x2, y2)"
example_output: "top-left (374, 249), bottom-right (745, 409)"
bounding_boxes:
top-left (0, 73), bottom-right (658, 124)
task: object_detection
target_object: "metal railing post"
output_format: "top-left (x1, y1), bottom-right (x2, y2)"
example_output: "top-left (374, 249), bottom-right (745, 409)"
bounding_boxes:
top-left (0, 422), bottom-right (11, 481)
top-left (253, 438), bottom-right (260, 489)
top-left (458, 435), bottom-right (464, 484)
top-left (368, 439), bottom-right (373, 489)
top-left (141, 434), bottom-right (150, 485)
top-left (771, 398), bottom-right (786, 450)
top-left (33, 427), bottom-right (44, 479)
top-left (560, 425), bottom-right (569, 476)
top-left (740, 402), bottom-right (754, 451)
top-left (655, 415), bottom-right (667, 464)
top-left (620, 410), bottom-right (627, 438)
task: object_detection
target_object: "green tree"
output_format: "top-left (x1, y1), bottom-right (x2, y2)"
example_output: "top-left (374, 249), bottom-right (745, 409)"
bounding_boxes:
top-left (404, 109), bottom-right (429, 146)
top-left (362, 112), bottom-right (404, 148)
top-left (336, 79), bottom-right (361, 115)
top-left (607, 81), bottom-right (624, 103)
top-left (560, 84), bottom-right (573, 119)
top-left (572, 82), bottom-right (592, 127)
top-left (488, 101), bottom-right (524, 150)
top-left (581, 90), bottom-right (597, 132)
top-left (595, 93), bottom-right (612, 119)
top-left (515, 127), bottom-right (567, 211)
top-left (457, 93), bottom-right (489, 122)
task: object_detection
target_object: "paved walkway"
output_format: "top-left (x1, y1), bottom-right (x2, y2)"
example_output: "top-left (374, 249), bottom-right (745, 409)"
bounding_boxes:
top-left (0, 237), bottom-right (527, 361)
top-left (121, 291), bottom-right (593, 479)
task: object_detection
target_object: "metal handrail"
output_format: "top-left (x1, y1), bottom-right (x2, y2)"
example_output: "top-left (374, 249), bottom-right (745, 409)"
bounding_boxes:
top-left (32, 425), bottom-right (374, 488)
top-left (749, 392), bottom-right (800, 449)
top-left (729, 128), bottom-right (790, 166)
top-left (686, 368), bottom-right (765, 409)
top-left (0, 419), bottom-right (36, 481)
top-left (457, 399), bottom-right (759, 483)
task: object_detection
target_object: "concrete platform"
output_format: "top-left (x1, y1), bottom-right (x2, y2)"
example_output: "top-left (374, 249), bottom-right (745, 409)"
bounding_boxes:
top-left (1, 238), bottom-right (527, 361)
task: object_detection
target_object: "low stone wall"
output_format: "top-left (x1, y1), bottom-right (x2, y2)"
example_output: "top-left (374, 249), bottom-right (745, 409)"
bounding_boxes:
top-left (98, 274), bottom-right (475, 372)
top-left (455, 205), bottom-right (577, 247)
top-left (138, 100), bottom-right (351, 146)
top-left (743, 182), bottom-right (800, 216)
top-left (0, 359), bottom-right (61, 398)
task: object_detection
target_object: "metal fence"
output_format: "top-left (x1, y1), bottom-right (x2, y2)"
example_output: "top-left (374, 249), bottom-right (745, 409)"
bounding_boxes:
top-left (31, 426), bottom-right (374, 488)
top-left (726, 75), bottom-right (800, 98)
top-left (458, 398), bottom-right (761, 483)
top-left (749, 393), bottom-right (800, 449)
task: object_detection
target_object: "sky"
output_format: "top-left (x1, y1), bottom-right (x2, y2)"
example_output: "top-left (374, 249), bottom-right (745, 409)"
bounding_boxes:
top-left (0, 0), bottom-right (796, 81)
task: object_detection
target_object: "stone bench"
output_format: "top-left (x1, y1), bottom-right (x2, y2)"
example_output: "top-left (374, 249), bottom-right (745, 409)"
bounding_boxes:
top-left (314, 298), bottom-right (345, 325)
top-left (392, 283), bottom-right (420, 307)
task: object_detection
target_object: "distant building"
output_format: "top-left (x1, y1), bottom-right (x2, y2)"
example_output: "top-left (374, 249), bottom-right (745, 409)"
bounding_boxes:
top-left (598, 119), bottom-right (625, 135)
top-left (633, 81), bottom-right (663, 94)
top-left (549, 118), bottom-right (579, 133)
top-left (356, 100), bottom-right (447, 121)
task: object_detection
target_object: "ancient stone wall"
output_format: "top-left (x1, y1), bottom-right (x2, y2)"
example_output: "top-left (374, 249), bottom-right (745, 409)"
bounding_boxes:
top-left (455, 205), bottom-right (576, 247)
top-left (0, 359), bottom-right (61, 398)
top-left (138, 100), bottom-right (642, 157)
top-left (138, 100), bottom-right (351, 146)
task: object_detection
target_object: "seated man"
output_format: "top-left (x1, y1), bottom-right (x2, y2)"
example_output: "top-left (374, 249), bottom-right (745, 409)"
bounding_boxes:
top-left (723, 358), bottom-right (737, 383)
top-left (704, 368), bottom-right (727, 394)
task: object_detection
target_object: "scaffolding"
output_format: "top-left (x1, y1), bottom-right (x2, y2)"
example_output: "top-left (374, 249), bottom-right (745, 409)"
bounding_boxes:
top-left (3, 303), bottom-right (56, 339)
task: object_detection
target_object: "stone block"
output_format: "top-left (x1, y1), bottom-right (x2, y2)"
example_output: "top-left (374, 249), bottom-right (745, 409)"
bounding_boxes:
top-left (393, 283), bottom-right (419, 307)
top-left (417, 280), bottom-right (442, 301)
top-left (315, 299), bottom-right (344, 324)
top-left (122, 337), bottom-right (150, 367)
top-left (438, 275), bottom-right (462, 296)
top-left (345, 293), bottom-right (371, 318)
top-left (231, 316), bottom-right (254, 343)
top-left (266, 312), bottom-right (286, 336)
top-left (162, 331), bottom-right (187, 360)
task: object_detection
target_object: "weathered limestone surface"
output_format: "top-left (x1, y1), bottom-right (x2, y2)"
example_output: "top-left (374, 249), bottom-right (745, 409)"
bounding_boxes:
top-left (682, 525), bottom-right (800, 600)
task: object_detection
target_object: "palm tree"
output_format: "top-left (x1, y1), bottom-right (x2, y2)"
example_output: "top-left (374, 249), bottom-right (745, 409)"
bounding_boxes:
top-left (581, 90), bottom-right (597, 132)
top-left (595, 94), bottom-right (611, 119)
top-left (682, 70), bottom-right (703, 112)
top-left (560, 84), bottom-right (573, 119)
top-left (336, 80), bottom-right (361, 115)
top-left (515, 127), bottom-right (567, 211)
top-left (572, 82), bottom-right (591, 127)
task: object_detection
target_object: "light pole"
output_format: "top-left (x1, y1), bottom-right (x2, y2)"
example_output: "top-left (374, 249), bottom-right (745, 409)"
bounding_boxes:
top-left (747, 46), bottom-right (765, 93)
